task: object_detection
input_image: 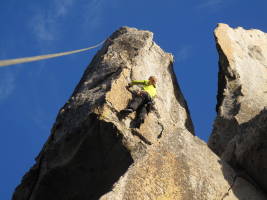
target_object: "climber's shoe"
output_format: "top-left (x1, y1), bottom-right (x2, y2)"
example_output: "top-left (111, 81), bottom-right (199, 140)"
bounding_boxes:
top-left (121, 108), bottom-right (133, 114)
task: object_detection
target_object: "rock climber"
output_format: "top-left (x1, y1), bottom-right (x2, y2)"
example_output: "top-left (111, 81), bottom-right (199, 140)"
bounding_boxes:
top-left (121, 76), bottom-right (157, 128)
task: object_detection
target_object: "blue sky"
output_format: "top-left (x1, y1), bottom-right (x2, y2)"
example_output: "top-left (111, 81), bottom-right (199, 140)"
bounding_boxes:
top-left (1, 0), bottom-right (267, 199)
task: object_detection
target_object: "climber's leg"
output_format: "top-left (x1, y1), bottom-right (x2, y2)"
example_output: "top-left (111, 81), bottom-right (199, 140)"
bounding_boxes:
top-left (122, 95), bottom-right (144, 114)
top-left (135, 105), bottom-right (148, 127)
top-left (129, 95), bottom-right (143, 110)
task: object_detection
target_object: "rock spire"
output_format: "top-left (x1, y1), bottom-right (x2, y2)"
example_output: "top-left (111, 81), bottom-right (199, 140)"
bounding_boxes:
top-left (12, 26), bottom-right (266, 200)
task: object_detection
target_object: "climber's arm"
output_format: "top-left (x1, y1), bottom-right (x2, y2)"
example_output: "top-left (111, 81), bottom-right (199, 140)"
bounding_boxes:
top-left (129, 80), bottom-right (148, 86)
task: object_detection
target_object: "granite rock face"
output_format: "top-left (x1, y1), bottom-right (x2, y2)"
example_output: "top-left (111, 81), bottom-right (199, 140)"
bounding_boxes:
top-left (209, 24), bottom-right (267, 193)
top-left (13, 26), bottom-right (266, 200)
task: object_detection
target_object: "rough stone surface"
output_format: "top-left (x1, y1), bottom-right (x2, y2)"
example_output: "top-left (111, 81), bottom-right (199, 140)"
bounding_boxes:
top-left (13, 26), bottom-right (266, 200)
top-left (101, 130), bottom-right (266, 200)
top-left (209, 23), bottom-right (267, 155)
top-left (209, 23), bottom-right (267, 193)
top-left (222, 109), bottom-right (267, 193)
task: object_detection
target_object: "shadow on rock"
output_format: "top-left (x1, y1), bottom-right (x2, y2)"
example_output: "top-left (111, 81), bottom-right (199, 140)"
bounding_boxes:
top-left (13, 114), bottom-right (134, 200)
top-left (218, 109), bottom-right (267, 199)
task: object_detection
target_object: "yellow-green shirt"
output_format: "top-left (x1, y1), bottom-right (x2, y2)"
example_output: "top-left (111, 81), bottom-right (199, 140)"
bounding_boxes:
top-left (131, 80), bottom-right (157, 98)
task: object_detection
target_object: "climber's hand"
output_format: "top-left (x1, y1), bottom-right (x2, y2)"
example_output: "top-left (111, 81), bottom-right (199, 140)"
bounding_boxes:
top-left (127, 82), bottom-right (133, 88)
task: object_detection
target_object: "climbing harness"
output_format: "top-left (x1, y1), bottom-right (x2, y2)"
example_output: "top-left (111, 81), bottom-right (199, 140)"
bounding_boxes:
top-left (0, 40), bottom-right (106, 68)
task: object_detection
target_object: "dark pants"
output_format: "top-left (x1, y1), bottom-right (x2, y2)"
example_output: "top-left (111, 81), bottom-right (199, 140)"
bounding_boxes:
top-left (128, 92), bottom-right (152, 122)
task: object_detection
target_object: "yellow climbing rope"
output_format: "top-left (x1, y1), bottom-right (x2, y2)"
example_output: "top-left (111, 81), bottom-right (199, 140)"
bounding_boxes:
top-left (0, 40), bottom-right (106, 68)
